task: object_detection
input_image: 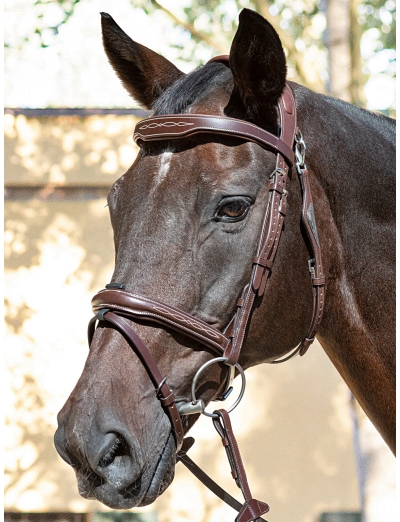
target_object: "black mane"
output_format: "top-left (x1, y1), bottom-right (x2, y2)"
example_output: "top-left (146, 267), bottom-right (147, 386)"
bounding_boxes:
top-left (153, 62), bottom-right (232, 115)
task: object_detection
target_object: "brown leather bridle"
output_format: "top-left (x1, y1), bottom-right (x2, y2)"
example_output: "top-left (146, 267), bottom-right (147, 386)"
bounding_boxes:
top-left (88, 58), bottom-right (325, 521)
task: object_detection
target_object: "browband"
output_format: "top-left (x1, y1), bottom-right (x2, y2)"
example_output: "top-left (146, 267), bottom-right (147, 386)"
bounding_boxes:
top-left (134, 114), bottom-right (294, 166)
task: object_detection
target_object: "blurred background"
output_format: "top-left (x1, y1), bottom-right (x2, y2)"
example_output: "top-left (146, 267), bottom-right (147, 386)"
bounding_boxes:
top-left (4, 0), bottom-right (396, 112)
top-left (4, 1), bottom-right (396, 522)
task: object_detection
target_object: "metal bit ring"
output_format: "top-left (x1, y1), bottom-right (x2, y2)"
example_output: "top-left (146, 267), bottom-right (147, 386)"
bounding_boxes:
top-left (191, 357), bottom-right (246, 418)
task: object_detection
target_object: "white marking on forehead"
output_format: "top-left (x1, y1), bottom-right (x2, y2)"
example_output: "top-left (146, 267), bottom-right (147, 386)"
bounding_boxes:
top-left (154, 151), bottom-right (173, 186)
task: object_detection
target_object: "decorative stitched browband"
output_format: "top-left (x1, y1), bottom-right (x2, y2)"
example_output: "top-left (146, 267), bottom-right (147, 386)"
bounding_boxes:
top-left (133, 113), bottom-right (294, 166)
top-left (88, 64), bottom-right (325, 522)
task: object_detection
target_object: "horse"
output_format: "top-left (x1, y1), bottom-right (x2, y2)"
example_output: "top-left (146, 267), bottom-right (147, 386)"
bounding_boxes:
top-left (54, 8), bottom-right (395, 513)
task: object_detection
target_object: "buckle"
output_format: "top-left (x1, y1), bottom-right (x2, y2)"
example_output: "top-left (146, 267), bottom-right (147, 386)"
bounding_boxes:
top-left (308, 258), bottom-right (316, 277)
top-left (269, 167), bottom-right (286, 180)
top-left (156, 377), bottom-right (167, 399)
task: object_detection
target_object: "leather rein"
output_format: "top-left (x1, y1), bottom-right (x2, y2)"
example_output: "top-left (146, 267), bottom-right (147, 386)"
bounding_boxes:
top-left (88, 59), bottom-right (325, 522)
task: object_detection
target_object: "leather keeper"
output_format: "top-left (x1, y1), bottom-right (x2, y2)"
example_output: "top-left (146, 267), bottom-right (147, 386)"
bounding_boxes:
top-left (299, 338), bottom-right (314, 356)
top-left (159, 393), bottom-right (175, 406)
top-left (252, 256), bottom-right (273, 269)
top-left (223, 319), bottom-right (235, 340)
top-left (251, 265), bottom-right (264, 293)
top-left (312, 277), bottom-right (326, 286)
top-left (221, 437), bottom-right (229, 448)
top-left (270, 182), bottom-right (284, 194)
top-left (251, 257), bottom-right (273, 293)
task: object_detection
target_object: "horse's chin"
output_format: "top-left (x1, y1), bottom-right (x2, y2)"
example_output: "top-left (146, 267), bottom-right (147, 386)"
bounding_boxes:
top-left (76, 434), bottom-right (176, 509)
top-left (138, 433), bottom-right (176, 506)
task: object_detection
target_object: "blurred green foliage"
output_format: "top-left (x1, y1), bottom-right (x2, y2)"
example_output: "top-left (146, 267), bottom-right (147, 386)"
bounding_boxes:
top-left (6, 0), bottom-right (395, 110)
top-left (360, 0), bottom-right (396, 49)
top-left (33, 0), bottom-right (81, 47)
top-left (24, 0), bottom-right (396, 55)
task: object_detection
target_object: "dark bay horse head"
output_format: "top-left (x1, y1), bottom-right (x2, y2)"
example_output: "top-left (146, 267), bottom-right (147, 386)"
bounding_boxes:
top-left (54, 8), bottom-right (396, 510)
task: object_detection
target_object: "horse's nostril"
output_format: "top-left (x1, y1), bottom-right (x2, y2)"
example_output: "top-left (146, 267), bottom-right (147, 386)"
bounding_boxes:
top-left (98, 433), bottom-right (130, 468)
top-left (54, 426), bottom-right (81, 467)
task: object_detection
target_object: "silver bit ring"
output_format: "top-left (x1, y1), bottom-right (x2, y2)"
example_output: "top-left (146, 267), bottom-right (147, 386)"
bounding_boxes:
top-left (191, 357), bottom-right (246, 418)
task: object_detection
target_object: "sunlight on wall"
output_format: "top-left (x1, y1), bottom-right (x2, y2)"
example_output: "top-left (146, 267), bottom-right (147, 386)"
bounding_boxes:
top-left (5, 113), bottom-right (139, 186)
top-left (5, 199), bottom-right (114, 512)
top-left (357, 408), bottom-right (396, 522)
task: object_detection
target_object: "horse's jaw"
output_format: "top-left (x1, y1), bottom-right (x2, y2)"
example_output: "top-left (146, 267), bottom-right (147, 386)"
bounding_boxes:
top-left (74, 433), bottom-right (176, 509)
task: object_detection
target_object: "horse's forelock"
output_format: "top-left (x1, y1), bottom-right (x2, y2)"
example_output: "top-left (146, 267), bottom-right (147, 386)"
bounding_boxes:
top-left (152, 62), bottom-right (232, 115)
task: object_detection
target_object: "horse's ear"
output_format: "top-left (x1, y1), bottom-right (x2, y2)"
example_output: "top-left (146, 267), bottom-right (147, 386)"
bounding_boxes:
top-left (229, 9), bottom-right (287, 121)
top-left (101, 12), bottom-right (184, 109)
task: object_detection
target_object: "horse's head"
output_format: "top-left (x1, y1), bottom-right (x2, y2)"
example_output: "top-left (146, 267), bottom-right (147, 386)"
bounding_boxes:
top-left (55, 9), bottom-right (314, 509)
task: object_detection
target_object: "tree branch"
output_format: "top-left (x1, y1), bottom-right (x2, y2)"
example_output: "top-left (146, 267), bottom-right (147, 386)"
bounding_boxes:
top-left (349, 0), bottom-right (366, 106)
top-left (149, 0), bottom-right (226, 53)
top-left (148, 0), bottom-right (325, 91)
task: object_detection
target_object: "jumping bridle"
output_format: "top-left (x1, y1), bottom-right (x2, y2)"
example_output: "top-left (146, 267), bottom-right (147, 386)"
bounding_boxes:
top-left (88, 57), bottom-right (325, 522)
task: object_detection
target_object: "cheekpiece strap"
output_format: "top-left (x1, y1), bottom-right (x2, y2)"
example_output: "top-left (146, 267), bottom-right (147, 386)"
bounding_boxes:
top-left (222, 84), bottom-right (297, 366)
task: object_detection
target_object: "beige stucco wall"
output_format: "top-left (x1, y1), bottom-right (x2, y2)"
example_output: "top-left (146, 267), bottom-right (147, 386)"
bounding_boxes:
top-left (5, 113), bottom-right (139, 187)
top-left (5, 112), bottom-right (362, 522)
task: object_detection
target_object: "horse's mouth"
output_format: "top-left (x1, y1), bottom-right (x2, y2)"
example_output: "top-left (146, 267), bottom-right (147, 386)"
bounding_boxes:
top-left (124, 432), bottom-right (176, 507)
top-left (76, 433), bottom-right (176, 509)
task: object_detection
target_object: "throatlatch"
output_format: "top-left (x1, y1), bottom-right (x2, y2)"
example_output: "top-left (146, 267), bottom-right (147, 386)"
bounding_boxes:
top-left (88, 57), bottom-right (325, 521)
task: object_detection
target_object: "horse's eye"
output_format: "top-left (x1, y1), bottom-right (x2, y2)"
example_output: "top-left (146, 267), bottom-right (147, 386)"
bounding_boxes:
top-left (215, 197), bottom-right (251, 222)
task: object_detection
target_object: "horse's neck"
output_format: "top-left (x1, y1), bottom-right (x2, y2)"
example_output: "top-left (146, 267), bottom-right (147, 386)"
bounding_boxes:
top-left (293, 85), bottom-right (396, 452)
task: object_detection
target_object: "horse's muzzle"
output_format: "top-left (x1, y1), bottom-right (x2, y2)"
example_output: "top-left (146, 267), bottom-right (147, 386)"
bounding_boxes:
top-left (54, 413), bottom-right (176, 509)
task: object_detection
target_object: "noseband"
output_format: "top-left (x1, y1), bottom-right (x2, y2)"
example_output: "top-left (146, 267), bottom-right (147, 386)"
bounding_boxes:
top-left (88, 60), bottom-right (325, 521)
